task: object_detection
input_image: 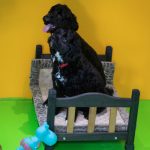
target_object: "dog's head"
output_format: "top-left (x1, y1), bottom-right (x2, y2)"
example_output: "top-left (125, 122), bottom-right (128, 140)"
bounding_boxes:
top-left (43, 4), bottom-right (79, 33)
top-left (49, 29), bottom-right (82, 65)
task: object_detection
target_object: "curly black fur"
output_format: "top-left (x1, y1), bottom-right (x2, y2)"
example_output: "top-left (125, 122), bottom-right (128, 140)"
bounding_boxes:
top-left (43, 4), bottom-right (113, 119)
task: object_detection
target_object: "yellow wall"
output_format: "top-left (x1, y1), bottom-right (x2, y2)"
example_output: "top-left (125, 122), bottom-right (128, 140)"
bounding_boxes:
top-left (0, 0), bottom-right (150, 99)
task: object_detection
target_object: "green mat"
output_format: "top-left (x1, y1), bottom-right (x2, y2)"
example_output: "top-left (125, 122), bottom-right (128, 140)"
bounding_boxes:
top-left (0, 99), bottom-right (149, 150)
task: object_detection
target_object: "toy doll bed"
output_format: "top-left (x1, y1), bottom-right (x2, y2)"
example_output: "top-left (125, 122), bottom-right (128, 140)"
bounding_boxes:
top-left (30, 45), bottom-right (140, 150)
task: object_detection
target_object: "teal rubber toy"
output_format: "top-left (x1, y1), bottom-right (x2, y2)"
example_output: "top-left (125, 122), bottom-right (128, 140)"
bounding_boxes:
top-left (17, 122), bottom-right (57, 150)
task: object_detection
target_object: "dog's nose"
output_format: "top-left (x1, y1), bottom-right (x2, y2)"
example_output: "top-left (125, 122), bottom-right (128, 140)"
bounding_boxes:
top-left (43, 15), bottom-right (50, 24)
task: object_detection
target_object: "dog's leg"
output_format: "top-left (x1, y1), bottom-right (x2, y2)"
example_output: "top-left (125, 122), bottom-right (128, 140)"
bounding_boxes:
top-left (82, 108), bottom-right (89, 119)
top-left (82, 107), bottom-right (106, 119)
top-left (97, 107), bottom-right (106, 114)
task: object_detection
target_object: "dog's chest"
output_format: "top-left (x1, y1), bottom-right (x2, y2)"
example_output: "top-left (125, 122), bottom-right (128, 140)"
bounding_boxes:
top-left (51, 53), bottom-right (68, 86)
top-left (49, 31), bottom-right (68, 49)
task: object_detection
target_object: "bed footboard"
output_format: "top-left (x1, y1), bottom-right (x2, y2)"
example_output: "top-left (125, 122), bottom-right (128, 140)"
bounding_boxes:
top-left (45, 89), bottom-right (140, 150)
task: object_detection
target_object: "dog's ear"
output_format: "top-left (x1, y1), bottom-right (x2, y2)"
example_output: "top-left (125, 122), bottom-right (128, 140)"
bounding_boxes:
top-left (66, 30), bottom-right (75, 42)
top-left (66, 30), bottom-right (82, 50)
top-left (61, 5), bottom-right (79, 31)
top-left (70, 15), bottom-right (79, 31)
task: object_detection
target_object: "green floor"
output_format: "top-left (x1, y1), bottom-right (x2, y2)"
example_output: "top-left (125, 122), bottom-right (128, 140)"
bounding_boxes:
top-left (0, 99), bottom-right (150, 150)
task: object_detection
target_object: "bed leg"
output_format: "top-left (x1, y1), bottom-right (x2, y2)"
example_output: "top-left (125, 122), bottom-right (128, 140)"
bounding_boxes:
top-left (45, 89), bottom-right (57, 150)
top-left (35, 44), bottom-right (42, 59)
top-left (45, 145), bottom-right (54, 150)
top-left (125, 144), bottom-right (134, 150)
top-left (125, 89), bottom-right (140, 150)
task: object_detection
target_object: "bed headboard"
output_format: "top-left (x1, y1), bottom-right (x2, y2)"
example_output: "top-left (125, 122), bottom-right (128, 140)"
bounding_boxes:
top-left (35, 44), bottom-right (113, 62)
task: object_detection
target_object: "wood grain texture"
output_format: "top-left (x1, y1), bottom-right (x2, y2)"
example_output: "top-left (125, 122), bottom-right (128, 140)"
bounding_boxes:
top-left (88, 107), bottom-right (97, 133)
top-left (67, 107), bottom-right (76, 133)
top-left (109, 107), bottom-right (117, 133)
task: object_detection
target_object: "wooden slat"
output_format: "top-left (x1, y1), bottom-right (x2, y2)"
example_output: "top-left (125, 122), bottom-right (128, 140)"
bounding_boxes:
top-left (67, 107), bottom-right (76, 133)
top-left (109, 107), bottom-right (117, 133)
top-left (88, 107), bottom-right (97, 133)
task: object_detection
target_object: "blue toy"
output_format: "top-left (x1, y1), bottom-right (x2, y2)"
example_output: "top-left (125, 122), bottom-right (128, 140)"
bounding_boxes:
top-left (17, 122), bottom-right (57, 150)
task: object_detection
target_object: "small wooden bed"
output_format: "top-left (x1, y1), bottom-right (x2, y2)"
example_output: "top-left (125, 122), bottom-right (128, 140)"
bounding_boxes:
top-left (30, 45), bottom-right (140, 150)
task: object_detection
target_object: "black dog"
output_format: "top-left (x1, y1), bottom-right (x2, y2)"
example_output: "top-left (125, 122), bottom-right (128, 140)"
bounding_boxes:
top-left (43, 4), bottom-right (113, 119)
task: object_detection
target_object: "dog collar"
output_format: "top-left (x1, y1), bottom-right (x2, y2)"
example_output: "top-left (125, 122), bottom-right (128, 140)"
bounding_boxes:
top-left (59, 63), bottom-right (69, 69)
